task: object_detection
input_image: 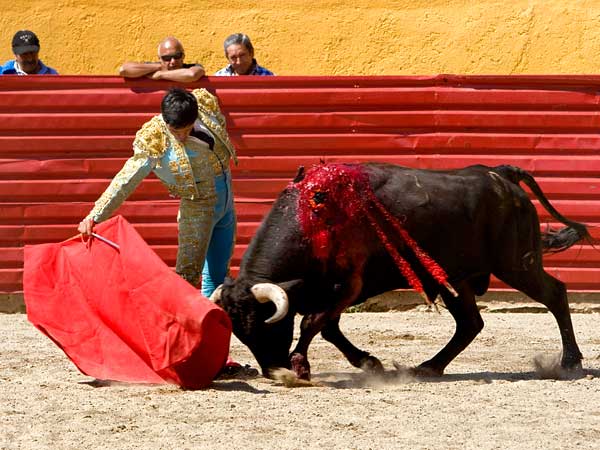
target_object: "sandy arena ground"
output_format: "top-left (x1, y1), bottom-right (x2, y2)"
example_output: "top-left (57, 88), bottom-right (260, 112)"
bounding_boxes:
top-left (2, 306), bottom-right (600, 450)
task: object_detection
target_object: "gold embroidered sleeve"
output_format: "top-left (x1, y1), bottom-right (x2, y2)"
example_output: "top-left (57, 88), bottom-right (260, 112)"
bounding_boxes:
top-left (86, 153), bottom-right (155, 223)
top-left (132, 116), bottom-right (168, 159)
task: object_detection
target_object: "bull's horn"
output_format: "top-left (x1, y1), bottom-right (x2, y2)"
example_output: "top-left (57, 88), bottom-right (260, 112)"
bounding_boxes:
top-left (251, 283), bottom-right (289, 324)
top-left (209, 285), bottom-right (224, 303)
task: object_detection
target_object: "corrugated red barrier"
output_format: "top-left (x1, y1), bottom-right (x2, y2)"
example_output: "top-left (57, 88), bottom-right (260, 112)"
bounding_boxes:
top-left (1, 75), bottom-right (599, 294)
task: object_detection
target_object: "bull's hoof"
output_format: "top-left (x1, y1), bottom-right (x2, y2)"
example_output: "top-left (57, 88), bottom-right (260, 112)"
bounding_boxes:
top-left (359, 355), bottom-right (384, 374)
top-left (290, 352), bottom-right (311, 381)
top-left (561, 356), bottom-right (583, 372)
top-left (535, 353), bottom-right (584, 380)
top-left (558, 353), bottom-right (584, 379)
top-left (411, 363), bottom-right (444, 378)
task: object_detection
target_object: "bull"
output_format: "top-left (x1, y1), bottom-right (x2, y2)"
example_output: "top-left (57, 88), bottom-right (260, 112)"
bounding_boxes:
top-left (212, 163), bottom-right (590, 380)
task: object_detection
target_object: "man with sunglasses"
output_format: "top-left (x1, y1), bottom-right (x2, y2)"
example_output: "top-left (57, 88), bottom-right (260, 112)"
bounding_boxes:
top-left (119, 37), bottom-right (205, 82)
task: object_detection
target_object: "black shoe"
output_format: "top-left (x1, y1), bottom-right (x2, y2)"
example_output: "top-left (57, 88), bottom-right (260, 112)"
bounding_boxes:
top-left (216, 363), bottom-right (259, 379)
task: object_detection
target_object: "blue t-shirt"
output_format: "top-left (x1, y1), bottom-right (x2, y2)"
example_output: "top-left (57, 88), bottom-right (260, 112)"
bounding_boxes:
top-left (0, 60), bottom-right (58, 75)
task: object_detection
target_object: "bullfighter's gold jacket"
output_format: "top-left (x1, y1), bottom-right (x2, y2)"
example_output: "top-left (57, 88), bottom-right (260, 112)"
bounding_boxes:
top-left (86, 89), bottom-right (238, 223)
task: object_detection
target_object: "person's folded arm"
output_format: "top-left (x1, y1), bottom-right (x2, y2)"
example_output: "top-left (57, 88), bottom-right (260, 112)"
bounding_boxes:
top-left (149, 64), bottom-right (205, 82)
top-left (119, 62), bottom-right (161, 78)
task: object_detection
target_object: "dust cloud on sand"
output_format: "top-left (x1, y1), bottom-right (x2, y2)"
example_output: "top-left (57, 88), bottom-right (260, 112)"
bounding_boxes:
top-left (2, 308), bottom-right (600, 449)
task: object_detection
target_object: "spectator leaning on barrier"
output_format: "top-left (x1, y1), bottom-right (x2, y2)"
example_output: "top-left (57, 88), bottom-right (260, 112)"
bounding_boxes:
top-left (119, 36), bottom-right (205, 82)
top-left (214, 33), bottom-right (274, 76)
top-left (1, 30), bottom-right (58, 75)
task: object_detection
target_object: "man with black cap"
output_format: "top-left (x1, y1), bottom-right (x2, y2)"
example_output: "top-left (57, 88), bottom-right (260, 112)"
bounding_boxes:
top-left (1, 30), bottom-right (58, 75)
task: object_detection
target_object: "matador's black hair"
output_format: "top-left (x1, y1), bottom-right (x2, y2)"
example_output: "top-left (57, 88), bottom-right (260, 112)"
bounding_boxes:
top-left (161, 87), bottom-right (198, 128)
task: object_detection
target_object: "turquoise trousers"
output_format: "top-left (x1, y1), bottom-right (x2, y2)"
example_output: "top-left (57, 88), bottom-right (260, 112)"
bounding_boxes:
top-left (176, 172), bottom-right (236, 298)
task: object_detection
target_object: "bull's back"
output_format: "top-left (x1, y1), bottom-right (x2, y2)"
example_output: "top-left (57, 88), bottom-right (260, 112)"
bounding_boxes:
top-left (363, 163), bottom-right (536, 276)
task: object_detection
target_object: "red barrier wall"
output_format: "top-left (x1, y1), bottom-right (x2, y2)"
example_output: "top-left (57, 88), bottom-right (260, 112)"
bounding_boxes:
top-left (1, 75), bottom-right (599, 294)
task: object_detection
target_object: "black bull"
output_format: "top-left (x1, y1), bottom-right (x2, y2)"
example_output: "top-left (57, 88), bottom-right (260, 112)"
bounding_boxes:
top-left (212, 163), bottom-right (591, 380)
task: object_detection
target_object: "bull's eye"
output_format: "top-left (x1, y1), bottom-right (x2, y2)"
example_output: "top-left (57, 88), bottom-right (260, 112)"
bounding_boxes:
top-left (313, 191), bottom-right (327, 204)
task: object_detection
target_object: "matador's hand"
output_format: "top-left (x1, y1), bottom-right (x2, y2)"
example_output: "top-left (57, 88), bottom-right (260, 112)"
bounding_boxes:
top-left (78, 218), bottom-right (95, 236)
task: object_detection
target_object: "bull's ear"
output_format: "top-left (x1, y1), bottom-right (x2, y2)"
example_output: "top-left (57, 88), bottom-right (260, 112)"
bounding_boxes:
top-left (277, 279), bottom-right (304, 297)
top-left (293, 166), bottom-right (305, 183)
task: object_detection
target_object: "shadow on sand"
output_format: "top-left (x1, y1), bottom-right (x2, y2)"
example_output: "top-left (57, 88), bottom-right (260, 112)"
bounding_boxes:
top-left (77, 366), bottom-right (600, 392)
top-left (307, 366), bottom-right (600, 389)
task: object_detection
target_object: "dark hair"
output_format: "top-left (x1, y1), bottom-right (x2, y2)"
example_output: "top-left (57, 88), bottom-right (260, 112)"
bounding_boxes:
top-left (223, 33), bottom-right (254, 56)
top-left (161, 88), bottom-right (198, 128)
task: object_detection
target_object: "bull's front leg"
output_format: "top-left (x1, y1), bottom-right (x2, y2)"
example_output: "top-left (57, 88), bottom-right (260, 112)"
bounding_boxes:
top-left (291, 272), bottom-right (368, 380)
top-left (290, 312), bottom-right (329, 380)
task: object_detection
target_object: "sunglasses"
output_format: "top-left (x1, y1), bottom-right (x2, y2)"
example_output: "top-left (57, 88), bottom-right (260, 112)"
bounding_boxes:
top-left (160, 52), bottom-right (183, 62)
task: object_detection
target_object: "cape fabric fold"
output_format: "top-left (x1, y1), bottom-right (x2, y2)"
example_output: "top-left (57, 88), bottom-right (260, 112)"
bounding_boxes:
top-left (24, 215), bottom-right (231, 389)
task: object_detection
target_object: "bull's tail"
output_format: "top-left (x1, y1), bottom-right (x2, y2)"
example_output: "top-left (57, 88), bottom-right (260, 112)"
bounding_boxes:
top-left (492, 165), bottom-right (591, 253)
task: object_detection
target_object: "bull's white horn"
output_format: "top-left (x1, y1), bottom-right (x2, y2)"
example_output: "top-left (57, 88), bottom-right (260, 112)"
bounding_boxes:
top-left (209, 284), bottom-right (224, 303)
top-left (251, 283), bottom-right (289, 324)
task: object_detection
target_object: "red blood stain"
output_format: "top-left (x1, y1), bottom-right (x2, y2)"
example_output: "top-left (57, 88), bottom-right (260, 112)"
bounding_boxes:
top-left (293, 163), bottom-right (456, 298)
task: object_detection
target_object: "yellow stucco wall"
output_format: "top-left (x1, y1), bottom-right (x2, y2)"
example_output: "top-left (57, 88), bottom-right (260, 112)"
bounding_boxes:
top-left (1, 0), bottom-right (600, 76)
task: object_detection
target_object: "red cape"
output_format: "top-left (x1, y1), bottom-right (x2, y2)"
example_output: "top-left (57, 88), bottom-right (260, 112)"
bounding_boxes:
top-left (24, 215), bottom-right (231, 389)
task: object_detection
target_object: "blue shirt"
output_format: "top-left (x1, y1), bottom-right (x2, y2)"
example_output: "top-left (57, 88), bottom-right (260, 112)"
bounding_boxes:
top-left (214, 59), bottom-right (274, 76)
top-left (0, 60), bottom-right (58, 75)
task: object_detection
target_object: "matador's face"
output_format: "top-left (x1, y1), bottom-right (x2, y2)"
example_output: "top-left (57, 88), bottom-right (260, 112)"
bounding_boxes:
top-left (167, 123), bottom-right (194, 143)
